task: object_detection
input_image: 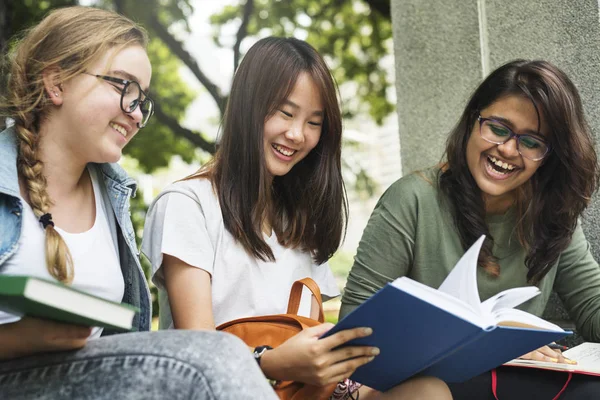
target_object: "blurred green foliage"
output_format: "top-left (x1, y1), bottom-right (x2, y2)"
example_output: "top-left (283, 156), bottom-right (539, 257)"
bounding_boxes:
top-left (211, 0), bottom-right (394, 125)
top-left (124, 38), bottom-right (198, 172)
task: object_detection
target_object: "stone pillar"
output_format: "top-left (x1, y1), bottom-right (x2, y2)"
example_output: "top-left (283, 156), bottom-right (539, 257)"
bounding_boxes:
top-left (390, 0), bottom-right (482, 173)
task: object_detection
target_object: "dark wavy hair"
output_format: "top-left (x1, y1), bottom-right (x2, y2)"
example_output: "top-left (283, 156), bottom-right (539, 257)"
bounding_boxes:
top-left (187, 37), bottom-right (347, 264)
top-left (439, 60), bottom-right (598, 284)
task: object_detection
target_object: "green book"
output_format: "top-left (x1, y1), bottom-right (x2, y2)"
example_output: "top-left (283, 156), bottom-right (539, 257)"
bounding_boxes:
top-left (0, 275), bottom-right (139, 331)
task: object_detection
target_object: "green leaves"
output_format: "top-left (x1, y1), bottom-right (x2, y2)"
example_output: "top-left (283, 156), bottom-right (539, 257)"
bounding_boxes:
top-left (123, 38), bottom-right (198, 172)
top-left (211, 0), bottom-right (394, 124)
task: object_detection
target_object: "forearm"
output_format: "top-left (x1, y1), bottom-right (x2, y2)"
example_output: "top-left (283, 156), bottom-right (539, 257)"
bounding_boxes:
top-left (0, 321), bottom-right (38, 360)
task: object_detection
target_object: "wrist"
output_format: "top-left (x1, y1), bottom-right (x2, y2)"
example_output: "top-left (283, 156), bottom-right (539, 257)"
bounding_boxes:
top-left (257, 347), bottom-right (280, 382)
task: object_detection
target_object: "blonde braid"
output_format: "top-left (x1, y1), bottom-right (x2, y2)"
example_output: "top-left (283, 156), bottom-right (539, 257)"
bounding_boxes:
top-left (16, 116), bottom-right (74, 283)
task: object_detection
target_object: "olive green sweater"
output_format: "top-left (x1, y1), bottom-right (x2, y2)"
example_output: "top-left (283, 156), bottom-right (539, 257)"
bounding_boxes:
top-left (340, 168), bottom-right (600, 341)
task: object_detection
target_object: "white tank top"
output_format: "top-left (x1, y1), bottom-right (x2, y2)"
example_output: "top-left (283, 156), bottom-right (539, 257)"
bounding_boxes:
top-left (0, 167), bottom-right (125, 338)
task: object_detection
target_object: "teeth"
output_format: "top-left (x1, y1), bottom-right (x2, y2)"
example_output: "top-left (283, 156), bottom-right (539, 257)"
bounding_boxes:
top-left (272, 144), bottom-right (295, 157)
top-left (488, 156), bottom-right (515, 171)
top-left (110, 123), bottom-right (127, 137)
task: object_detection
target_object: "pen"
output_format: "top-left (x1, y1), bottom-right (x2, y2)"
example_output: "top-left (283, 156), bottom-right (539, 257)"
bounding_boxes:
top-left (548, 343), bottom-right (569, 351)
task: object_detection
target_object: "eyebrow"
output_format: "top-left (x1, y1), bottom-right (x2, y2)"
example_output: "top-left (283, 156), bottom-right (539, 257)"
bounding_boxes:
top-left (282, 100), bottom-right (324, 117)
top-left (487, 115), bottom-right (543, 137)
top-left (110, 69), bottom-right (149, 92)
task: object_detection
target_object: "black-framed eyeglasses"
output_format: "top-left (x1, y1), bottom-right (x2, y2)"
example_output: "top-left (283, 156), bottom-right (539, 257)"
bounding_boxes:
top-left (84, 72), bottom-right (154, 128)
top-left (477, 115), bottom-right (550, 161)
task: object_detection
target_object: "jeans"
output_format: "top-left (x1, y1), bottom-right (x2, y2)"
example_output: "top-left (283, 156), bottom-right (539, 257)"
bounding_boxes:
top-left (0, 330), bottom-right (278, 399)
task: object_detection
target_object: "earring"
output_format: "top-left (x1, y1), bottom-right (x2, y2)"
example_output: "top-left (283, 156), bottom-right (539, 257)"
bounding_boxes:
top-left (53, 92), bottom-right (59, 97)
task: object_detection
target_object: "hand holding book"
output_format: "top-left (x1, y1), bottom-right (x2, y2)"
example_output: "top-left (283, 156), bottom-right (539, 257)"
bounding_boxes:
top-left (0, 316), bottom-right (91, 360)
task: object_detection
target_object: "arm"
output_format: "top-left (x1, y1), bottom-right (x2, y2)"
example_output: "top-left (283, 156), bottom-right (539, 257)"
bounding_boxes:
top-left (553, 222), bottom-right (600, 341)
top-left (340, 178), bottom-right (418, 319)
top-left (162, 254), bottom-right (215, 330)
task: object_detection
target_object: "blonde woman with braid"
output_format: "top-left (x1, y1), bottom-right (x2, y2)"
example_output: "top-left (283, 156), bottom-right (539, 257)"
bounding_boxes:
top-left (0, 6), bottom-right (277, 400)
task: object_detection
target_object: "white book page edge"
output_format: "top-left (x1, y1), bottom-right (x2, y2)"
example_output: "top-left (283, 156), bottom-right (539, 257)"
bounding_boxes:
top-left (481, 286), bottom-right (540, 315)
top-left (438, 235), bottom-right (486, 314)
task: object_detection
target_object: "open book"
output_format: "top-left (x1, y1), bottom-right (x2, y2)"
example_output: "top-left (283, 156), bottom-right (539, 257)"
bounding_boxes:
top-left (0, 275), bottom-right (138, 331)
top-left (323, 236), bottom-right (570, 392)
top-left (505, 342), bottom-right (600, 376)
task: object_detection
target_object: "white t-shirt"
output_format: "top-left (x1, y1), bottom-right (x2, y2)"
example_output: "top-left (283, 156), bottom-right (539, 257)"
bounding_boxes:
top-left (1, 167), bottom-right (124, 338)
top-left (142, 178), bottom-right (340, 328)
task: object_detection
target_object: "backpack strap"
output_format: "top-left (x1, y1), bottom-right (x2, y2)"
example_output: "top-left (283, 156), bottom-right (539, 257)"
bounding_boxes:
top-left (287, 278), bottom-right (325, 323)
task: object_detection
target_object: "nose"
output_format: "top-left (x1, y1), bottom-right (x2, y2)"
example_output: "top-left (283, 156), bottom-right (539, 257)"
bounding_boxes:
top-left (497, 136), bottom-right (520, 158)
top-left (285, 121), bottom-right (305, 143)
top-left (127, 102), bottom-right (144, 127)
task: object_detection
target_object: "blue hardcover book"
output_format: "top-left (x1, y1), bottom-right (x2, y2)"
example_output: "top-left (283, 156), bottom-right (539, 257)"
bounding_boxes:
top-left (322, 236), bottom-right (571, 392)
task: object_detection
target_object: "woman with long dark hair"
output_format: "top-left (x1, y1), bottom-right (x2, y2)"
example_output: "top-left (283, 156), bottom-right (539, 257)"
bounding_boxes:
top-left (143, 36), bottom-right (452, 399)
top-left (340, 59), bottom-right (600, 398)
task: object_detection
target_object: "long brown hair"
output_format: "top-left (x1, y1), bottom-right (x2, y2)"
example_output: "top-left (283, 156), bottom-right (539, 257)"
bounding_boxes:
top-left (1, 6), bottom-right (148, 283)
top-left (440, 60), bottom-right (598, 284)
top-left (189, 37), bottom-right (347, 264)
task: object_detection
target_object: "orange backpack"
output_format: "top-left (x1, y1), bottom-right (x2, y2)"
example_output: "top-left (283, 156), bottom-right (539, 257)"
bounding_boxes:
top-left (216, 278), bottom-right (337, 400)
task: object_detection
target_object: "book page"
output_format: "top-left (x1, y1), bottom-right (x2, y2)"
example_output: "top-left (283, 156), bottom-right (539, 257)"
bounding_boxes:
top-left (437, 235), bottom-right (486, 314)
top-left (494, 308), bottom-right (562, 331)
top-left (563, 342), bottom-right (600, 366)
top-left (481, 286), bottom-right (540, 315)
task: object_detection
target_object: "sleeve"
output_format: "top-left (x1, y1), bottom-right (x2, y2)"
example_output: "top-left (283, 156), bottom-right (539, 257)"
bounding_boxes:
top-left (339, 177), bottom-right (419, 319)
top-left (141, 189), bottom-right (215, 291)
top-left (553, 221), bottom-right (600, 341)
top-left (312, 261), bottom-right (341, 302)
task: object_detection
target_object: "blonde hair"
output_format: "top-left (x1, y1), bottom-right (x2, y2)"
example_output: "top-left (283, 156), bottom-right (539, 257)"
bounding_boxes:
top-left (1, 6), bottom-right (148, 283)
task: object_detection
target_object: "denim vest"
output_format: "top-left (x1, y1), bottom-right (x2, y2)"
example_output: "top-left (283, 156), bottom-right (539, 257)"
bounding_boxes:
top-left (0, 127), bottom-right (151, 332)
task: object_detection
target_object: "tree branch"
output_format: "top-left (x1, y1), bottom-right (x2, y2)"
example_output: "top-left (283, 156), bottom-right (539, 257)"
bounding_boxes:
top-left (147, 12), bottom-right (227, 116)
top-left (113, 0), bottom-right (125, 14)
top-left (233, 0), bottom-right (254, 70)
top-left (153, 103), bottom-right (217, 154)
top-left (362, 0), bottom-right (390, 19)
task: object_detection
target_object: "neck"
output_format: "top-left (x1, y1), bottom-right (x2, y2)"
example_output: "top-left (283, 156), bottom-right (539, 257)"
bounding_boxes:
top-left (36, 121), bottom-right (89, 200)
top-left (484, 192), bottom-right (515, 215)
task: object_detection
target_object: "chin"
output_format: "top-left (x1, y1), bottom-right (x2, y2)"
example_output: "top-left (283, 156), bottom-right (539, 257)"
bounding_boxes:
top-left (477, 182), bottom-right (511, 198)
top-left (99, 151), bottom-right (123, 164)
top-left (266, 163), bottom-right (292, 177)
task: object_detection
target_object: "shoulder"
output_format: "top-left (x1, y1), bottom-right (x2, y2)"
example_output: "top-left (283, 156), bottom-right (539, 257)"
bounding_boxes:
top-left (380, 167), bottom-right (441, 207)
top-left (150, 177), bottom-right (219, 213)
